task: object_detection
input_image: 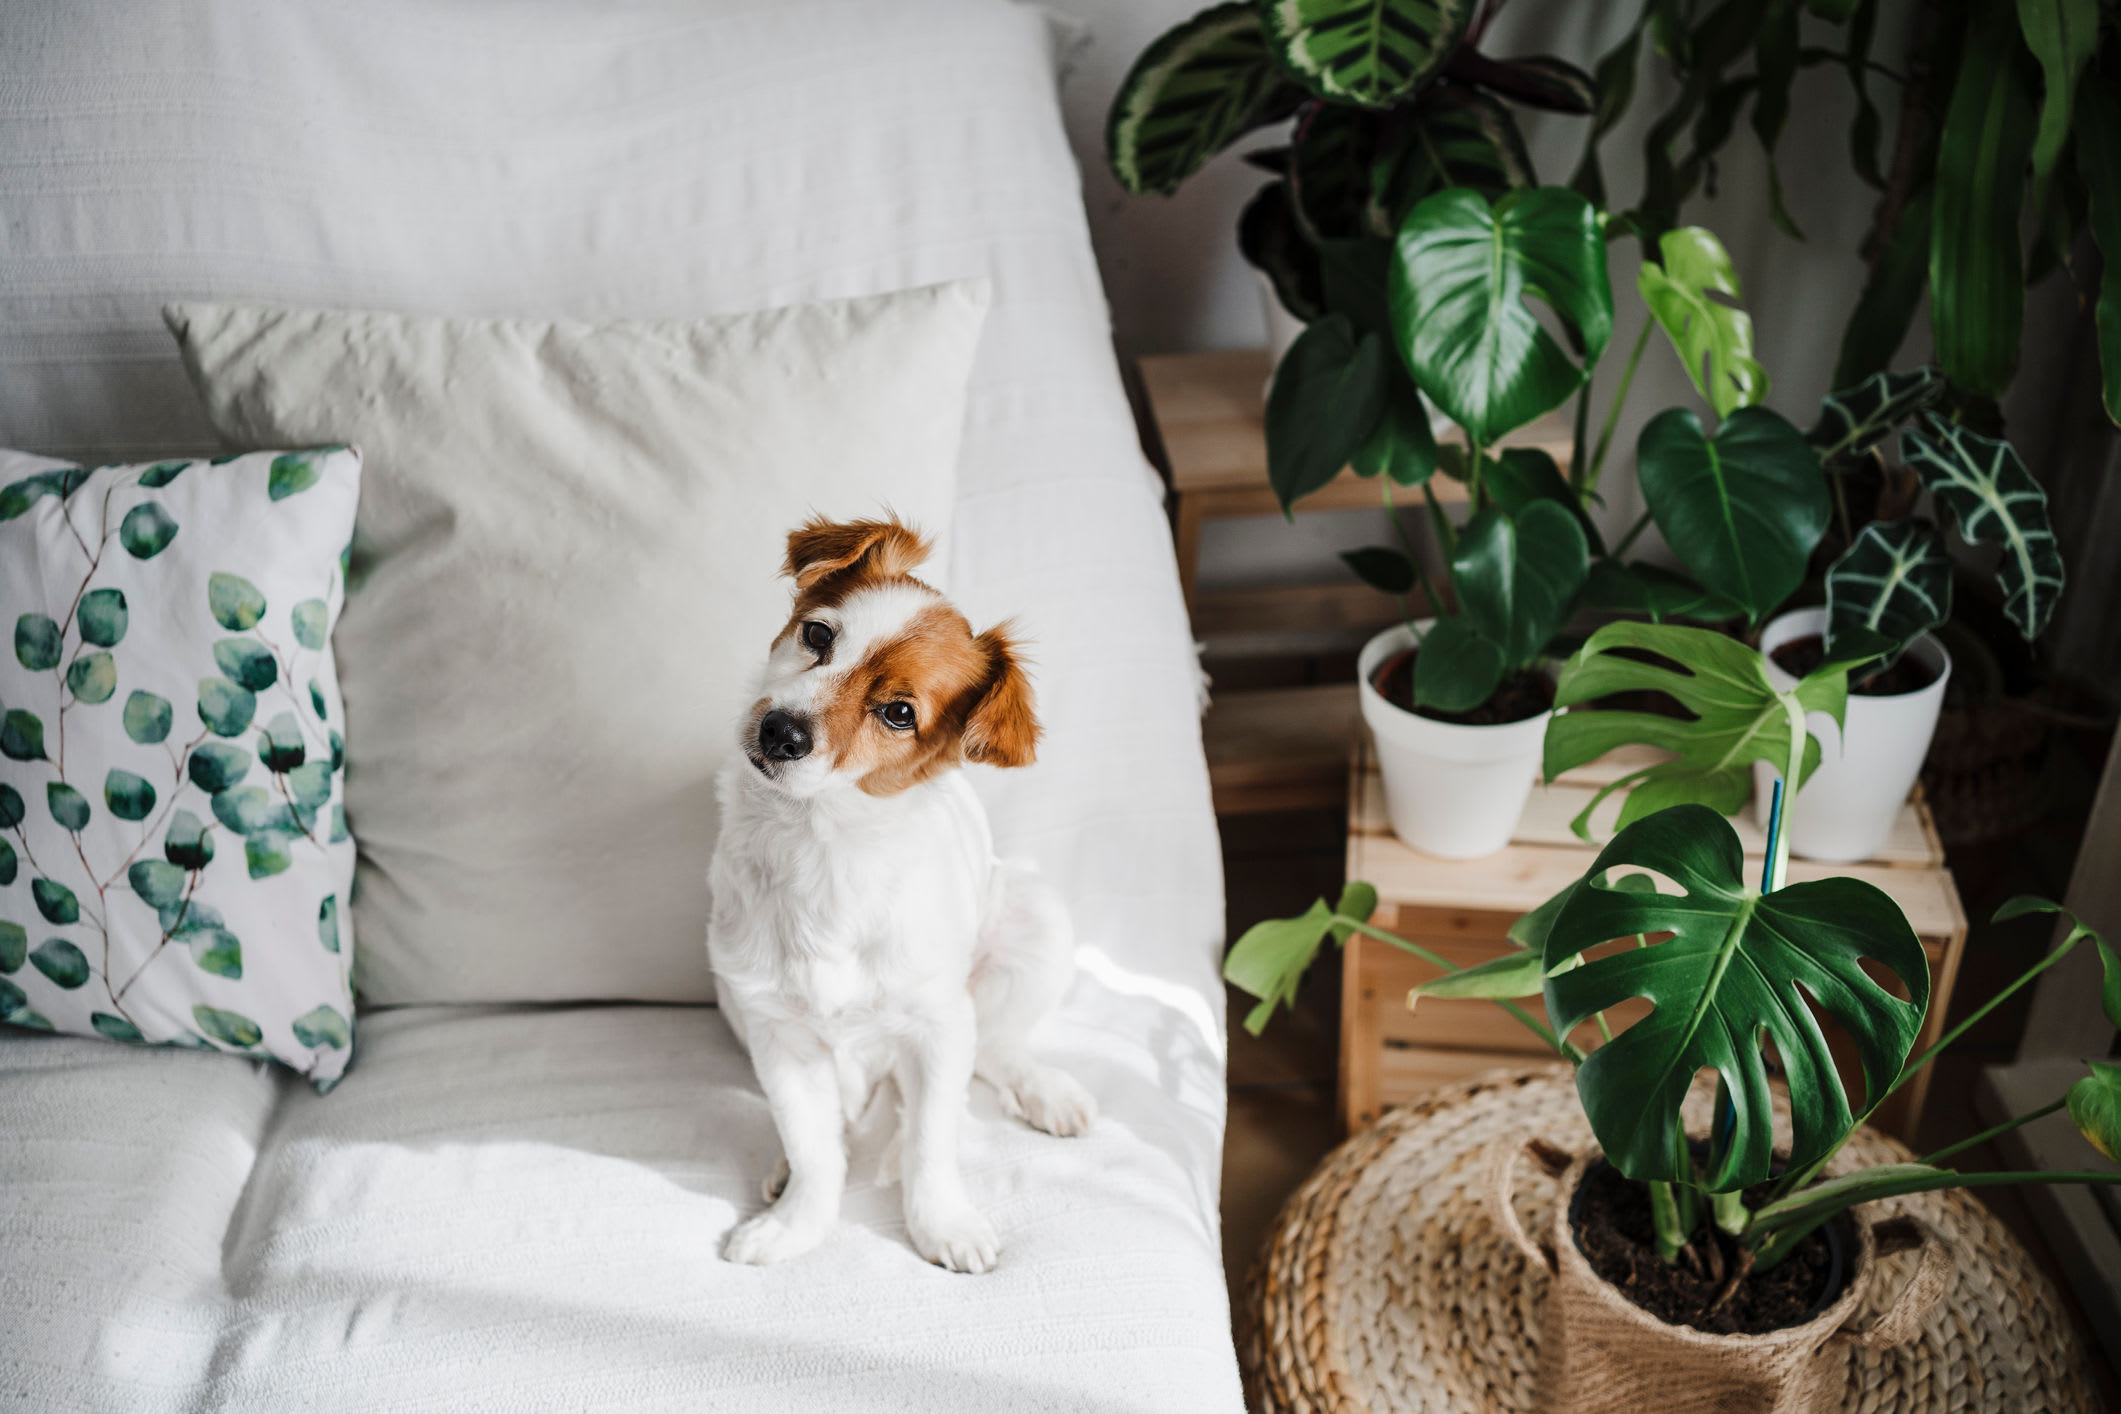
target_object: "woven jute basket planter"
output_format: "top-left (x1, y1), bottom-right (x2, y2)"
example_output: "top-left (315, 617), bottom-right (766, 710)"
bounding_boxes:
top-left (1239, 1065), bottom-right (2098, 1414)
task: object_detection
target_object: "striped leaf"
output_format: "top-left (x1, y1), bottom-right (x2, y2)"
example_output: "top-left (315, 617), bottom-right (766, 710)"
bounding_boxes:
top-left (1824, 521), bottom-right (1952, 661)
top-left (1446, 52), bottom-right (1595, 114)
top-left (1290, 102), bottom-right (1384, 241)
top-left (1806, 366), bottom-right (1945, 463)
top-left (1264, 0), bottom-right (1476, 109)
top-left (1902, 413), bottom-right (2063, 640)
top-left (1370, 87), bottom-right (1532, 232)
top-left (1107, 2), bottom-right (1304, 196)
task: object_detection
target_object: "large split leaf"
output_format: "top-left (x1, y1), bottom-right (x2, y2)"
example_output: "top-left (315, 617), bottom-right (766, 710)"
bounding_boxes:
top-left (1929, 0), bottom-right (2036, 399)
top-left (1636, 406), bottom-right (1828, 626)
top-left (1266, 314), bottom-right (1388, 511)
top-left (1106, 3), bottom-right (1303, 195)
top-left (1902, 412), bottom-right (2063, 640)
top-left (1638, 226), bottom-right (1767, 417)
top-left (1824, 521), bottom-right (1952, 662)
top-left (1450, 501), bottom-right (1589, 670)
top-left (1545, 805), bottom-right (1929, 1187)
top-left (1388, 186), bottom-right (1613, 446)
top-left (1544, 621), bottom-right (1846, 837)
top-left (1263, 0), bottom-right (1474, 109)
top-left (1806, 366), bottom-right (1946, 464)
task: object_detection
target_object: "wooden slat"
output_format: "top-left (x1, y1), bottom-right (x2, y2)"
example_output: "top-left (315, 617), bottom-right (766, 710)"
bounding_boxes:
top-left (1205, 682), bottom-right (1362, 815)
top-left (1192, 582), bottom-right (1408, 638)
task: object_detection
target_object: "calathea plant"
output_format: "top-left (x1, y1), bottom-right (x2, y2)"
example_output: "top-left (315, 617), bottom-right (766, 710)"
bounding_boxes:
top-left (1227, 631), bottom-right (2121, 1314)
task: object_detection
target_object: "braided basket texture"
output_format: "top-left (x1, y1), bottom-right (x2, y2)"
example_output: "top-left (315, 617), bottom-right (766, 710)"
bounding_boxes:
top-left (1238, 1066), bottom-right (2097, 1414)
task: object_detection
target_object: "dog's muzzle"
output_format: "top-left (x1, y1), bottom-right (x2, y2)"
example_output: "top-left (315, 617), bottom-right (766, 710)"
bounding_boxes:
top-left (757, 709), bottom-right (813, 762)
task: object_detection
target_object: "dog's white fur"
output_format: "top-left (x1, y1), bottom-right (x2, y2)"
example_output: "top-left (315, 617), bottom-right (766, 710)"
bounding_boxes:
top-left (707, 535), bottom-right (1093, 1273)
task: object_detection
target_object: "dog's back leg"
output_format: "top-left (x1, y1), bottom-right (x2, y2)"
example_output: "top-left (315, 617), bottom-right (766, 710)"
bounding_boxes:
top-left (970, 861), bottom-right (1096, 1137)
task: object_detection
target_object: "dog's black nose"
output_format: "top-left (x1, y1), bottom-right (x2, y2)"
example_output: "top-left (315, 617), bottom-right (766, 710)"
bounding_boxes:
top-left (758, 709), bottom-right (812, 762)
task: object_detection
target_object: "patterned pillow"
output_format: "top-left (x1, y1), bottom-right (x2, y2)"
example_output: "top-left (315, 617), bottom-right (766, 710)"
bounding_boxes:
top-left (0, 445), bottom-right (359, 1089)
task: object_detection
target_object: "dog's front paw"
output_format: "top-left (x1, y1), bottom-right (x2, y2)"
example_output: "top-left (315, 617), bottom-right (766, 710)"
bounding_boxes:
top-left (1012, 1066), bottom-right (1098, 1138)
top-left (723, 1207), bottom-right (829, 1266)
top-left (908, 1203), bottom-right (999, 1274)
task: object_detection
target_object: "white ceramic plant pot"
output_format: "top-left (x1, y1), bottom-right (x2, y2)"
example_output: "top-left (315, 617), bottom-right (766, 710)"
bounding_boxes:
top-left (1358, 622), bottom-right (1551, 860)
top-left (1751, 606), bottom-right (1951, 863)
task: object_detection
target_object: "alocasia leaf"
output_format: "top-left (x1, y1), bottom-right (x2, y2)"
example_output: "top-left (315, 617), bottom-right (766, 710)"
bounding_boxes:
top-left (1823, 521), bottom-right (1952, 662)
top-left (1388, 186), bottom-right (1613, 446)
top-left (1106, 2), bottom-right (1304, 195)
top-left (1263, 0), bottom-right (1474, 108)
top-left (1806, 366), bottom-right (1946, 464)
top-left (1544, 620), bottom-right (1847, 837)
top-left (1544, 804), bottom-right (1929, 1187)
top-left (1636, 405), bottom-right (1829, 626)
top-left (1902, 413), bottom-right (2064, 641)
top-left (1638, 226), bottom-right (1768, 417)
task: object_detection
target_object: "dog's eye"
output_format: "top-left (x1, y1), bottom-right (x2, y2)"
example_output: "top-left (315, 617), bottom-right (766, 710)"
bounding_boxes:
top-left (801, 621), bottom-right (834, 655)
top-left (878, 702), bottom-right (916, 731)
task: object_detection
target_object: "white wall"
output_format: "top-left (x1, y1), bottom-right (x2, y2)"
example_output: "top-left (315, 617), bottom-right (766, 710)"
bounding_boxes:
top-left (1042, 0), bottom-right (1922, 578)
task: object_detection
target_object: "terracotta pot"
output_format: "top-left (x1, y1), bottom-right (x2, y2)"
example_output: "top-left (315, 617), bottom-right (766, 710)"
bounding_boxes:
top-left (1491, 1139), bottom-right (1953, 1414)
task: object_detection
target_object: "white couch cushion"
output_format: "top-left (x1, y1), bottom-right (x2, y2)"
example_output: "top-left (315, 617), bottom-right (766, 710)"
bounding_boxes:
top-left (167, 289), bottom-right (985, 1006)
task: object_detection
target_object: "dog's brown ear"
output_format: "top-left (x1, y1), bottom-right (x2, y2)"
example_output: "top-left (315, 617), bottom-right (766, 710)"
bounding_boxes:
top-left (783, 516), bottom-right (931, 590)
top-left (963, 625), bottom-right (1039, 769)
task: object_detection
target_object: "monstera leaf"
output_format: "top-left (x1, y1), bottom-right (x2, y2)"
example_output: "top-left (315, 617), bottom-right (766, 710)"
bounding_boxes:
top-left (1806, 366), bottom-right (1945, 463)
top-left (1225, 882), bottom-right (1380, 1034)
top-left (1638, 226), bottom-right (1768, 417)
top-left (1824, 521), bottom-right (1952, 661)
top-left (1107, 2), bottom-right (1304, 195)
top-left (1901, 413), bottom-right (2063, 640)
top-left (1263, 0), bottom-right (1474, 108)
top-left (1370, 88), bottom-right (1533, 230)
top-left (1636, 406), bottom-right (1829, 626)
top-left (1389, 187), bottom-right (1613, 446)
top-left (1544, 621), bottom-right (1848, 838)
top-left (1266, 314), bottom-right (1388, 510)
top-left (1544, 805), bottom-right (1930, 1188)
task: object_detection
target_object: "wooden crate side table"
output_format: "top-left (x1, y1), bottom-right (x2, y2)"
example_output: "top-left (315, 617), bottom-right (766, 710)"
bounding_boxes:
top-left (1135, 347), bottom-right (1572, 815)
top-left (1339, 736), bottom-right (1969, 1145)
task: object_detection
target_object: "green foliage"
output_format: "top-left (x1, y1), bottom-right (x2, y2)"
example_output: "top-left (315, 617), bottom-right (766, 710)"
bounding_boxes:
top-left (77, 588), bottom-right (128, 648)
top-left (1263, 0), bottom-right (1474, 109)
top-left (1831, 186), bottom-right (1933, 393)
top-left (1266, 314), bottom-right (1389, 510)
top-left (291, 599), bottom-right (328, 650)
top-left (191, 1005), bottom-right (262, 1048)
top-left (0, 921), bottom-right (24, 973)
top-left (128, 860), bottom-right (187, 910)
top-left (1341, 546), bottom-right (1416, 595)
top-left (1544, 621), bottom-right (1846, 837)
top-left (1637, 226), bottom-right (1767, 417)
top-left (268, 452), bottom-right (322, 501)
top-left (2078, 83), bottom-right (2121, 427)
top-left (1579, 560), bottom-right (1740, 624)
top-left (1226, 881), bottom-right (1379, 1033)
top-left (29, 938), bottom-right (90, 990)
top-left (1388, 186), bottom-right (1613, 446)
top-left (1545, 805), bottom-right (1929, 1188)
top-left (292, 1004), bottom-right (350, 1049)
top-left (0, 838), bottom-right (13, 886)
top-left (207, 573), bottom-right (266, 631)
top-left (119, 501), bottom-right (179, 559)
top-left (245, 833), bottom-right (294, 879)
top-left (197, 677), bottom-right (257, 737)
top-left (190, 928), bottom-right (247, 982)
top-left (14, 613), bottom-right (61, 671)
top-left (163, 810), bottom-right (215, 870)
top-left (1349, 367), bottom-right (1438, 485)
top-left (1, 709), bottom-right (47, 762)
top-left (45, 783), bottom-right (90, 832)
top-left (258, 713), bottom-right (306, 772)
top-left (318, 895), bottom-right (342, 954)
top-left (0, 783), bottom-right (21, 828)
top-left (1106, 3), bottom-right (1300, 196)
top-left (137, 459), bottom-right (189, 489)
top-left (104, 769), bottom-right (157, 823)
top-left (211, 785), bottom-right (286, 837)
top-left (1419, 500), bottom-right (1588, 711)
top-left (1901, 413), bottom-right (2064, 641)
top-left (1413, 947), bottom-right (1546, 1000)
top-left (1241, 181), bottom-right (1327, 322)
top-left (1806, 367), bottom-right (1947, 464)
top-left (2018, 0), bottom-right (2098, 199)
top-left (0, 467), bottom-right (87, 520)
top-left (213, 638), bottom-right (278, 692)
top-left (1370, 89), bottom-right (1534, 229)
top-left (1823, 521), bottom-right (1952, 662)
top-left (123, 691), bottom-right (173, 744)
top-left (187, 743), bottom-right (253, 794)
top-left (66, 651), bottom-right (116, 704)
top-left (91, 1012), bottom-right (143, 1042)
top-left (2071, 1061), bottom-right (2121, 1161)
top-left (1635, 406), bottom-right (1828, 626)
top-left (1410, 616), bottom-right (1508, 713)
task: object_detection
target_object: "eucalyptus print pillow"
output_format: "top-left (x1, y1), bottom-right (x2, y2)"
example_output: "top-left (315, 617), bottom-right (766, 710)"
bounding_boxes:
top-left (0, 445), bottom-right (359, 1089)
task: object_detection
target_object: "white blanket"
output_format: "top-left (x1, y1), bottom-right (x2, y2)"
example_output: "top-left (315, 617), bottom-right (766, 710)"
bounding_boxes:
top-left (0, 0), bottom-right (1237, 1408)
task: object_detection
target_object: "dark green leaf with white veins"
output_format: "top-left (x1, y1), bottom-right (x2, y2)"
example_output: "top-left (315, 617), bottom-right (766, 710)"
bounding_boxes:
top-left (1451, 501), bottom-right (1588, 670)
top-left (1806, 366), bottom-right (1945, 464)
top-left (1544, 621), bottom-right (1846, 837)
top-left (1545, 804), bottom-right (1929, 1187)
top-left (1106, 2), bottom-right (1304, 195)
top-left (1389, 186), bottom-right (1613, 446)
top-left (1901, 413), bottom-right (2063, 640)
top-left (77, 588), bottom-right (127, 648)
top-left (30, 938), bottom-right (90, 990)
top-left (1637, 225), bottom-right (1767, 417)
top-left (1636, 405), bottom-right (1829, 626)
top-left (1266, 314), bottom-right (1388, 512)
top-left (191, 1004), bottom-right (262, 1048)
top-left (1824, 521), bottom-right (1951, 662)
top-left (1369, 88), bottom-right (1533, 231)
top-left (208, 573), bottom-right (266, 631)
top-left (1263, 0), bottom-right (1475, 108)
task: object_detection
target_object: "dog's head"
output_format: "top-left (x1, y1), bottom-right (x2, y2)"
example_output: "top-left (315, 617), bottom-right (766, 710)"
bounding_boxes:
top-left (741, 516), bottom-right (1038, 797)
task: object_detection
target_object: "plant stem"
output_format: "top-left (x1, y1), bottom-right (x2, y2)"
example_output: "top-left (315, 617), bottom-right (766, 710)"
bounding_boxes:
top-left (1571, 377), bottom-right (1592, 493)
top-left (1341, 916), bottom-right (1583, 1062)
top-left (1466, 438), bottom-right (1486, 511)
top-left (1711, 1188), bottom-right (1750, 1236)
top-left (1917, 1097), bottom-right (2067, 1167)
top-left (1649, 1181), bottom-right (1687, 1261)
top-left (1749, 1169), bottom-right (2121, 1268)
top-left (1380, 478), bottom-right (1443, 625)
top-left (1829, 462), bottom-right (1854, 545)
top-left (1891, 928), bottom-right (2086, 1096)
top-left (1587, 320), bottom-right (1654, 496)
top-left (1422, 479), bottom-right (1458, 561)
top-left (1610, 508), bottom-right (1654, 558)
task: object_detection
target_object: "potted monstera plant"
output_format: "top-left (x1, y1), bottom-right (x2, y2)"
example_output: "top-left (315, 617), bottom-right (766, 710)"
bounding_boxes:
top-left (1226, 620), bottom-right (2121, 1411)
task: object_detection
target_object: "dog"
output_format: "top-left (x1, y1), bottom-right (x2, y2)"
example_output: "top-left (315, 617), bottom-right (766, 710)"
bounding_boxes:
top-left (706, 516), bottom-right (1096, 1274)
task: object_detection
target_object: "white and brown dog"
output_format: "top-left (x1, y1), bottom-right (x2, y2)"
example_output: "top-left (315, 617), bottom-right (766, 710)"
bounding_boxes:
top-left (707, 516), bottom-right (1094, 1273)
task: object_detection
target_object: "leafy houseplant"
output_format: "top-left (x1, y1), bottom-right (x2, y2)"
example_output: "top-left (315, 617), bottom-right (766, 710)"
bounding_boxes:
top-left (1227, 622), bottom-right (2121, 1401)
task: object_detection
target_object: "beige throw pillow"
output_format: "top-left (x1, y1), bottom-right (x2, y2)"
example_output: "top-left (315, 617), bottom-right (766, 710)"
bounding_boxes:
top-left (167, 284), bottom-right (987, 1004)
